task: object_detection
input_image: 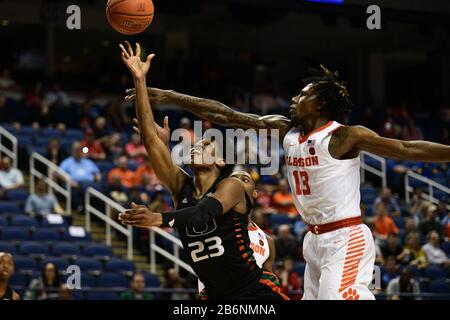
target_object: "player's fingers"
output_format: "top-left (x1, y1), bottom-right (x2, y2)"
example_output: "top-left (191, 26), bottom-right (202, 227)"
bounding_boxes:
top-left (125, 94), bottom-right (135, 101)
top-left (132, 126), bottom-right (140, 134)
top-left (125, 88), bottom-right (135, 94)
top-left (164, 116), bottom-right (169, 130)
top-left (146, 53), bottom-right (155, 64)
top-left (125, 40), bottom-right (134, 56)
top-left (136, 43), bottom-right (141, 58)
top-left (119, 44), bottom-right (130, 59)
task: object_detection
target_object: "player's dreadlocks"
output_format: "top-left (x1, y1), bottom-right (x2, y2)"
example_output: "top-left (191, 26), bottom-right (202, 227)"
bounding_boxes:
top-left (305, 65), bottom-right (353, 123)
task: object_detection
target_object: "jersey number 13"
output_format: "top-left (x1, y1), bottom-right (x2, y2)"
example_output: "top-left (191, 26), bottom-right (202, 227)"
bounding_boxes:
top-left (293, 170), bottom-right (311, 195)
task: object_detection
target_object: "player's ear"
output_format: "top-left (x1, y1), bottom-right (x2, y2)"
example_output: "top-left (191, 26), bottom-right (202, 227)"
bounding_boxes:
top-left (252, 190), bottom-right (258, 199)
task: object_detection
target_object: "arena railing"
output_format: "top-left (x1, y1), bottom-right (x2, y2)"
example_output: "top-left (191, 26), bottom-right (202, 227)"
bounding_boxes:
top-left (29, 152), bottom-right (72, 215)
top-left (85, 187), bottom-right (133, 260)
top-left (360, 151), bottom-right (387, 188)
top-left (149, 227), bottom-right (195, 276)
top-left (404, 170), bottom-right (450, 208)
top-left (0, 125), bottom-right (18, 168)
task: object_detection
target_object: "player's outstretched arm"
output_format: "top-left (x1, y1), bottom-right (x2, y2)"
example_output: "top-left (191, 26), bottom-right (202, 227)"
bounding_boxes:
top-left (119, 178), bottom-right (246, 228)
top-left (126, 87), bottom-right (291, 134)
top-left (329, 125), bottom-right (450, 162)
top-left (262, 234), bottom-right (276, 273)
top-left (120, 41), bottom-right (188, 200)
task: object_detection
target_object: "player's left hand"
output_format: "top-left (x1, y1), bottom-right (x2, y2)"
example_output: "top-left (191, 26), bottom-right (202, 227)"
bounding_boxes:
top-left (119, 41), bottom-right (155, 80)
top-left (133, 116), bottom-right (170, 145)
top-left (119, 202), bottom-right (162, 227)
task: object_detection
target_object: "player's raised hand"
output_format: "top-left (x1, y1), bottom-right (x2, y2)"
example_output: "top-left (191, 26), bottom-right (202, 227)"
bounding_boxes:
top-left (118, 202), bottom-right (162, 228)
top-left (119, 41), bottom-right (155, 80)
top-left (133, 116), bottom-right (170, 144)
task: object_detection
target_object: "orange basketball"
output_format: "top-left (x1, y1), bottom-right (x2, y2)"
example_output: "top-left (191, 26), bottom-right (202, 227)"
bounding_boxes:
top-left (106, 0), bottom-right (154, 35)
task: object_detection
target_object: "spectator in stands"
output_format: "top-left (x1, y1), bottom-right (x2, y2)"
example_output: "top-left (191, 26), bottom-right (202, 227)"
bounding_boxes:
top-left (127, 186), bottom-right (150, 208)
top-left (403, 217), bottom-right (417, 243)
top-left (162, 268), bottom-right (191, 300)
top-left (58, 284), bottom-right (73, 300)
top-left (422, 231), bottom-right (450, 267)
top-left (178, 117), bottom-right (195, 144)
top-left (25, 179), bottom-right (63, 219)
top-left (381, 234), bottom-right (405, 262)
top-left (442, 210), bottom-right (450, 239)
top-left (0, 68), bottom-right (16, 90)
top-left (60, 142), bottom-right (101, 211)
top-left (277, 256), bottom-right (302, 300)
top-left (408, 188), bottom-right (426, 223)
top-left (0, 156), bottom-right (24, 190)
top-left (255, 184), bottom-right (275, 214)
top-left (372, 188), bottom-right (400, 217)
top-left (45, 137), bottom-right (68, 165)
top-left (108, 176), bottom-right (129, 206)
top-left (108, 155), bottom-right (135, 189)
top-left (149, 191), bottom-right (171, 212)
top-left (402, 118), bottom-right (424, 141)
top-left (25, 262), bottom-right (60, 300)
top-left (81, 128), bottom-right (106, 161)
top-left (436, 196), bottom-right (449, 220)
top-left (275, 225), bottom-right (300, 261)
top-left (382, 256), bottom-right (400, 289)
top-left (92, 117), bottom-right (110, 143)
top-left (419, 204), bottom-right (442, 238)
top-left (120, 272), bottom-right (153, 300)
top-left (272, 179), bottom-right (297, 217)
top-left (0, 252), bottom-right (20, 300)
top-left (125, 133), bottom-right (147, 165)
top-left (386, 267), bottom-right (421, 300)
top-left (104, 132), bottom-right (124, 162)
top-left (373, 202), bottom-right (399, 240)
top-left (403, 232), bottom-right (428, 269)
top-left (134, 157), bottom-right (161, 192)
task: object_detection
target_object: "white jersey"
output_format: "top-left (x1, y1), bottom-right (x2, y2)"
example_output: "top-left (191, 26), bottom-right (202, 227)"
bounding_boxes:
top-left (283, 121), bottom-right (361, 225)
top-left (198, 223), bottom-right (271, 294)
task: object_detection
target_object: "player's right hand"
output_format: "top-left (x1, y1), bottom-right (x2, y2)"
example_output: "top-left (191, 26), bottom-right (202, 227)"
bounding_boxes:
top-left (133, 116), bottom-right (170, 145)
top-left (119, 41), bottom-right (155, 80)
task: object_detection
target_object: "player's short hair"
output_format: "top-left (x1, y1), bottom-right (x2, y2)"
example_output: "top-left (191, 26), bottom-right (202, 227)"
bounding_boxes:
top-left (305, 65), bottom-right (353, 123)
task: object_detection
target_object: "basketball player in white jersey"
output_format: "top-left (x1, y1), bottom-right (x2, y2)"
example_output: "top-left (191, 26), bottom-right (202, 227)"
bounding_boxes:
top-left (197, 171), bottom-right (276, 299)
top-left (126, 66), bottom-right (450, 300)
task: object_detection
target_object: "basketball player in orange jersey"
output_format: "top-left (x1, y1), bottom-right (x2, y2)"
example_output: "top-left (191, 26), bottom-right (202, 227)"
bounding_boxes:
top-left (126, 66), bottom-right (450, 300)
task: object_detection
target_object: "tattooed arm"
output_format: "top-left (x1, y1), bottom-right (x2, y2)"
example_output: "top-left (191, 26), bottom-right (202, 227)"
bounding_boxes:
top-left (329, 125), bottom-right (450, 162)
top-left (125, 88), bottom-right (292, 137)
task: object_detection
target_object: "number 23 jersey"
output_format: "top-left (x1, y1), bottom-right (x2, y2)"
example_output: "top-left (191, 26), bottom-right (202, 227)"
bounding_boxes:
top-left (283, 121), bottom-right (361, 225)
top-left (176, 177), bottom-right (261, 298)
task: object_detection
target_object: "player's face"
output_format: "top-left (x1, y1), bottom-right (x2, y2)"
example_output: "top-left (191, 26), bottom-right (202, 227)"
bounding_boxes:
top-left (230, 171), bottom-right (257, 199)
top-left (0, 255), bottom-right (14, 280)
top-left (290, 83), bottom-right (320, 125)
top-left (190, 139), bottom-right (225, 170)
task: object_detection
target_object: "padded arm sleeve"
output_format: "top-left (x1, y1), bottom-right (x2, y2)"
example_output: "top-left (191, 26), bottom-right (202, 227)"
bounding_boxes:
top-left (161, 196), bottom-right (223, 228)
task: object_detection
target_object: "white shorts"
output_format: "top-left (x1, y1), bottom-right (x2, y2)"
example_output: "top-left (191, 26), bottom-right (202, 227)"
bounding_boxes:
top-left (302, 224), bottom-right (375, 300)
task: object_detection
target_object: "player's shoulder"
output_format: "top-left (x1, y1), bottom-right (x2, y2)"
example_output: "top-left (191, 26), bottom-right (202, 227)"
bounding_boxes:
top-left (217, 176), bottom-right (245, 191)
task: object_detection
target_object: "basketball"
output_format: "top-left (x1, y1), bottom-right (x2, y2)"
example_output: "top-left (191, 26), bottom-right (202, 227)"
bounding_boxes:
top-left (106, 0), bottom-right (154, 35)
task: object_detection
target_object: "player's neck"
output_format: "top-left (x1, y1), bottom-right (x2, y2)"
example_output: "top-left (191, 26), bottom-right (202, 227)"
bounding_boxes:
top-left (301, 117), bottom-right (330, 135)
top-left (192, 169), bottom-right (219, 198)
top-left (0, 279), bottom-right (7, 292)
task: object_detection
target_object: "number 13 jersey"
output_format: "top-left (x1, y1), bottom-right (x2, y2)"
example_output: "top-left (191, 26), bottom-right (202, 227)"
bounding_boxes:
top-left (176, 176), bottom-right (261, 299)
top-left (283, 121), bottom-right (361, 225)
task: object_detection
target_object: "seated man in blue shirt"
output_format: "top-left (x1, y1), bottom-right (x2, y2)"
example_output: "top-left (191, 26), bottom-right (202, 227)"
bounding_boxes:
top-left (25, 179), bottom-right (64, 220)
top-left (60, 141), bottom-right (101, 211)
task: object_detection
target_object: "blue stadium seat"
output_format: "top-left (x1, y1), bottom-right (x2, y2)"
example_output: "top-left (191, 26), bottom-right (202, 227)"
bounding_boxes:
top-left (423, 265), bottom-right (446, 280)
top-left (1, 227), bottom-right (31, 241)
top-left (7, 190), bottom-right (29, 202)
top-left (18, 126), bottom-right (38, 137)
top-left (105, 258), bottom-right (135, 273)
top-left (409, 265), bottom-right (423, 278)
top-left (80, 273), bottom-right (96, 287)
top-left (270, 214), bottom-right (293, 226)
top-left (293, 262), bottom-right (306, 277)
top-left (0, 241), bottom-right (16, 254)
top-left (35, 137), bottom-right (52, 147)
top-left (429, 278), bottom-right (450, 300)
top-left (33, 228), bottom-right (61, 241)
top-left (86, 291), bottom-right (118, 300)
top-left (11, 215), bottom-right (38, 227)
top-left (9, 273), bottom-right (27, 287)
top-left (27, 146), bottom-right (48, 157)
top-left (17, 135), bottom-right (33, 146)
top-left (0, 202), bottom-right (22, 214)
top-left (393, 217), bottom-right (405, 230)
top-left (13, 256), bottom-right (37, 272)
top-left (0, 216), bottom-right (7, 226)
top-left (84, 244), bottom-right (113, 257)
top-left (41, 128), bottom-right (61, 138)
top-left (96, 161), bottom-right (114, 174)
top-left (21, 242), bottom-right (50, 256)
top-left (74, 257), bottom-right (102, 273)
top-left (40, 257), bottom-right (70, 271)
top-left (97, 273), bottom-right (128, 288)
top-left (65, 129), bottom-right (84, 141)
top-left (52, 243), bottom-right (80, 256)
top-left (143, 273), bottom-right (160, 288)
top-left (442, 241), bottom-right (450, 256)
